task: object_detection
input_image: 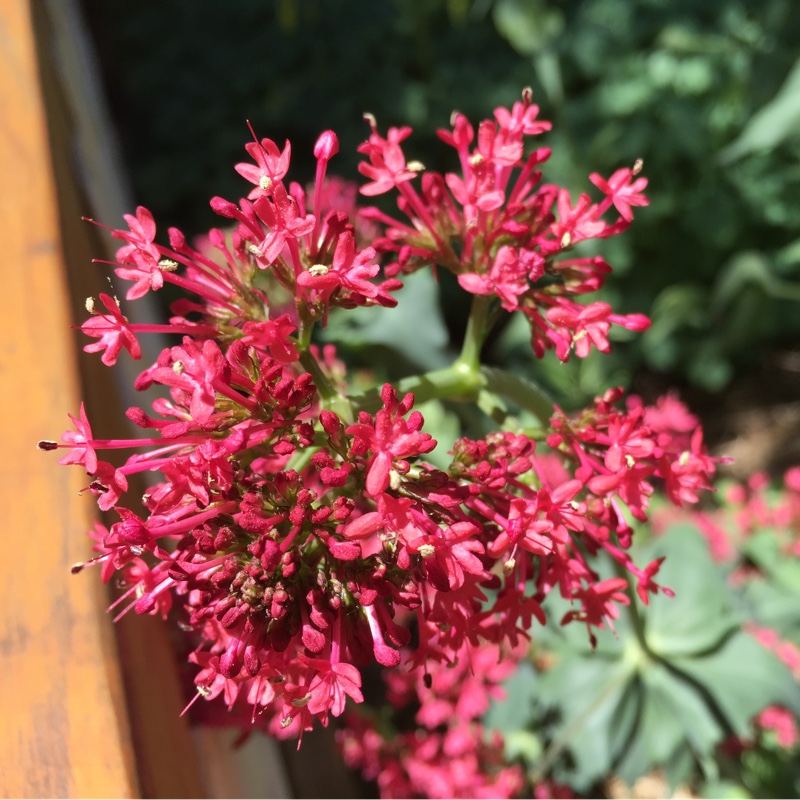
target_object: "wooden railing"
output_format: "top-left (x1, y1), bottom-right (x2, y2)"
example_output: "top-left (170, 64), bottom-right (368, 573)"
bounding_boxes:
top-left (0, 1), bottom-right (205, 794)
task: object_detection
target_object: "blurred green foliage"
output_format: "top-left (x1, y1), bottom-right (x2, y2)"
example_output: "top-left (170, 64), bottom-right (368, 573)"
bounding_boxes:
top-left (491, 0), bottom-right (800, 393)
top-left (485, 521), bottom-right (800, 796)
top-left (86, 0), bottom-right (800, 394)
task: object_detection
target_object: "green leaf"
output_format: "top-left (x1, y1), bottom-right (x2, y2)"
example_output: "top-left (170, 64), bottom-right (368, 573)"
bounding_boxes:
top-left (711, 251), bottom-right (773, 313)
top-left (740, 579), bottom-right (800, 635)
top-left (320, 269), bottom-right (451, 371)
top-left (503, 729), bottom-right (543, 764)
top-left (614, 660), bottom-right (727, 788)
top-left (671, 631), bottom-right (800, 736)
top-left (701, 780), bottom-right (752, 799)
top-left (642, 661), bottom-right (725, 758)
top-left (483, 659), bottom-right (538, 735)
top-left (663, 745), bottom-right (701, 794)
top-left (742, 530), bottom-right (800, 594)
top-left (642, 524), bottom-right (740, 657)
top-left (492, 0), bottom-right (563, 56)
top-left (720, 56), bottom-right (800, 162)
top-left (536, 653), bottom-right (636, 789)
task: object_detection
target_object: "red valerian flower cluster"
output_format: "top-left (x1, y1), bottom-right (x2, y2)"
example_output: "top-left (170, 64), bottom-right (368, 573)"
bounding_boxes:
top-left (339, 640), bottom-right (529, 799)
top-left (41, 90), bottom-right (724, 752)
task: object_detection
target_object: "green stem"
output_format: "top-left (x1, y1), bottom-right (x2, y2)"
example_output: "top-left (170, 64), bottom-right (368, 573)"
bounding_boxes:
top-left (348, 295), bottom-right (499, 414)
top-left (299, 349), bottom-right (354, 424)
top-left (456, 294), bottom-right (495, 372)
top-left (480, 366), bottom-right (555, 426)
top-left (350, 362), bottom-right (487, 414)
top-left (348, 362), bottom-right (556, 425)
top-left (295, 304), bottom-right (315, 351)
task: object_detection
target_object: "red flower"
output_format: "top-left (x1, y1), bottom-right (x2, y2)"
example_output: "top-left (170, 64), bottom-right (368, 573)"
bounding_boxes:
top-left (235, 135), bottom-right (291, 199)
top-left (590, 167), bottom-right (649, 222)
top-left (58, 402), bottom-right (98, 473)
top-left (81, 293), bottom-right (142, 366)
top-left (298, 655), bottom-right (363, 718)
top-left (347, 385), bottom-right (436, 497)
top-left (358, 122), bottom-right (418, 196)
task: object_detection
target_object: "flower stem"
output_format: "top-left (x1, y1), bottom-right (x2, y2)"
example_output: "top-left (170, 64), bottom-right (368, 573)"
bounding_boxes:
top-left (480, 366), bottom-right (555, 426)
top-left (350, 362), bottom-right (486, 414)
top-left (456, 294), bottom-right (494, 373)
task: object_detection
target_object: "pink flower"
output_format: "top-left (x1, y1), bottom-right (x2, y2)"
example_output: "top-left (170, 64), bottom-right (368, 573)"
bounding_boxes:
top-left (590, 167), bottom-right (649, 222)
top-left (43, 97), bottom-right (725, 746)
top-left (235, 135), bottom-right (291, 198)
top-left (297, 231), bottom-right (400, 309)
top-left (458, 246), bottom-right (540, 311)
top-left (663, 428), bottom-right (727, 506)
top-left (112, 205), bottom-right (158, 260)
top-left (546, 300), bottom-right (614, 360)
top-left (358, 122), bottom-right (418, 196)
top-left (411, 520), bottom-right (487, 591)
top-left (756, 706), bottom-right (799, 749)
top-left (252, 183), bottom-right (315, 265)
top-left (494, 96), bottom-right (552, 138)
top-left (551, 189), bottom-right (606, 245)
top-left (81, 293), bottom-right (142, 366)
top-left (562, 578), bottom-right (630, 639)
top-left (298, 656), bottom-right (363, 717)
top-left (240, 315), bottom-right (299, 364)
top-left (149, 337), bottom-right (226, 423)
top-left (58, 402), bottom-right (97, 473)
top-left (602, 411), bottom-right (655, 472)
top-left (347, 384), bottom-right (436, 497)
top-left (488, 496), bottom-right (553, 558)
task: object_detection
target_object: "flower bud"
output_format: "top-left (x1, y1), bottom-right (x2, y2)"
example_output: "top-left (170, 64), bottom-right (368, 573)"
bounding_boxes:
top-left (314, 130), bottom-right (339, 161)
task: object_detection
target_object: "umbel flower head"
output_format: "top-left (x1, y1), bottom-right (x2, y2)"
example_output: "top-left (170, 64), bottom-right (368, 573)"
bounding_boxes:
top-left (41, 89), bottom-right (725, 743)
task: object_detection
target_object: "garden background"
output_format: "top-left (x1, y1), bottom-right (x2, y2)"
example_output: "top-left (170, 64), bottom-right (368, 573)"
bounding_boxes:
top-left (3, 0), bottom-right (800, 796)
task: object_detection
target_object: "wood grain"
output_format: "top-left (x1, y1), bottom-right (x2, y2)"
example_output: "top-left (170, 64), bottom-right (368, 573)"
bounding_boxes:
top-left (0, 0), bottom-right (138, 795)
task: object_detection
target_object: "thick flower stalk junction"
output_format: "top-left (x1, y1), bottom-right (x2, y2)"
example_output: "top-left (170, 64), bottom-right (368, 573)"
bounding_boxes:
top-left (41, 89), bottom-right (724, 747)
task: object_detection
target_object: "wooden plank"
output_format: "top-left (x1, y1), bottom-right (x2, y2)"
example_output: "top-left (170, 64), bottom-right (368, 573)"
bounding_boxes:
top-left (0, 0), bottom-right (138, 796)
top-left (24, 0), bottom-right (208, 796)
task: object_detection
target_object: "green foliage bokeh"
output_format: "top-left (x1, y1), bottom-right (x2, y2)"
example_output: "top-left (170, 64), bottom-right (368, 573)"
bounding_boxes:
top-left (86, 0), bottom-right (800, 396)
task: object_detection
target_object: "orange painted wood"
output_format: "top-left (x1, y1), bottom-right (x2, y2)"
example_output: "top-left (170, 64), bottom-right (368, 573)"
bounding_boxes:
top-left (0, 0), bottom-right (139, 795)
top-left (0, 0), bottom-right (208, 796)
top-left (31, 4), bottom-right (208, 793)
